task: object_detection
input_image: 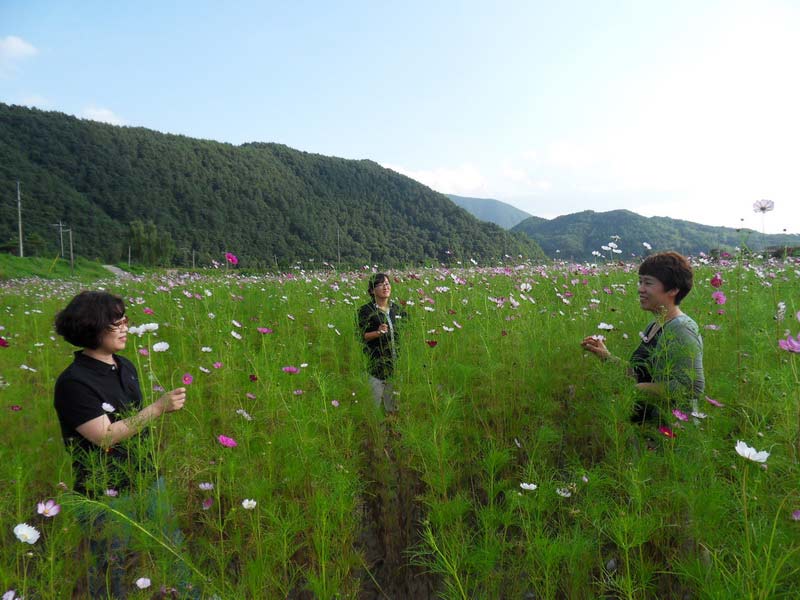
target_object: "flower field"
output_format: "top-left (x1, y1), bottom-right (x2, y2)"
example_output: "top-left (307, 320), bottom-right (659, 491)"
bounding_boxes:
top-left (1, 254), bottom-right (799, 599)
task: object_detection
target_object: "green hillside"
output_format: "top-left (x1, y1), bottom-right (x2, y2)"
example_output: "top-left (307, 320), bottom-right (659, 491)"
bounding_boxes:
top-left (0, 103), bottom-right (544, 267)
top-left (447, 194), bottom-right (534, 229)
top-left (512, 209), bottom-right (800, 259)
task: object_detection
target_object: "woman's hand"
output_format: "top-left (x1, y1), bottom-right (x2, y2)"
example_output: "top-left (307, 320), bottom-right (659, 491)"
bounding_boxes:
top-left (581, 335), bottom-right (612, 361)
top-left (377, 323), bottom-right (389, 335)
top-left (158, 387), bottom-right (187, 413)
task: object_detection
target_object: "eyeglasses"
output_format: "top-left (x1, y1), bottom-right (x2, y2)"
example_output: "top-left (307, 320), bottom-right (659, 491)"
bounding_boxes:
top-left (108, 316), bottom-right (129, 331)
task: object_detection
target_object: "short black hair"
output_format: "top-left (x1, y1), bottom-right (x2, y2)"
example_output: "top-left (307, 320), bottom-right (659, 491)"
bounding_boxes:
top-left (367, 273), bottom-right (390, 299)
top-left (55, 291), bottom-right (126, 349)
top-left (638, 252), bottom-right (693, 305)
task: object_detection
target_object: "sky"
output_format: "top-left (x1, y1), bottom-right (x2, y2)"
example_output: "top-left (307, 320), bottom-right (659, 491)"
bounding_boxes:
top-left (1, 0), bottom-right (798, 233)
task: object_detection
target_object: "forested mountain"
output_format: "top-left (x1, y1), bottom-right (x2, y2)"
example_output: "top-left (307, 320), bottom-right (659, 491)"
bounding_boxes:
top-left (447, 194), bottom-right (534, 229)
top-left (0, 103), bottom-right (544, 267)
top-left (512, 209), bottom-right (800, 259)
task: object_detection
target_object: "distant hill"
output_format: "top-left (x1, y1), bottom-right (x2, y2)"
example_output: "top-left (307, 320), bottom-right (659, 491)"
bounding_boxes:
top-left (0, 103), bottom-right (544, 267)
top-left (512, 209), bottom-right (800, 259)
top-left (447, 194), bottom-right (535, 229)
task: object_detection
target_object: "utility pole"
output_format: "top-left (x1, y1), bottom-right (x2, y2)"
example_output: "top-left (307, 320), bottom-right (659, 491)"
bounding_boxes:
top-left (51, 221), bottom-right (65, 257)
top-left (17, 181), bottom-right (23, 258)
top-left (66, 228), bottom-right (74, 272)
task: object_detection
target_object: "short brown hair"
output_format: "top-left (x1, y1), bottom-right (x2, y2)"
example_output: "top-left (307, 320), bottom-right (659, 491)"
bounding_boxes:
top-left (638, 252), bottom-right (693, 305)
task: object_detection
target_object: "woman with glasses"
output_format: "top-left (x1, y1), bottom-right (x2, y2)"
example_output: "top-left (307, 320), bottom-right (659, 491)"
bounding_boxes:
top-left (53, 290), bottom-right (189, 597)
top-left (357, 273), bottom-right (406, 413)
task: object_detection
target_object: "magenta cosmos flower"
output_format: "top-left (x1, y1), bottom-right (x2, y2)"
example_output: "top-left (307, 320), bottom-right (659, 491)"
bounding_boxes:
top-left (710, 273), bottom-right (723, 288)
top-left (0, 337), bottom-right (8, 348)
top-left (182, 373), bottom-right (193, 385)
top-left (711, 291), bottom-right (727, 305)
top-left (282, 366), bottom-right (299, 374)
top-left (779, 333), bottom-right (800, 353)
top-left (217, 435), bottom-right (237, 448)
top-left (257, 327), bottom-right (273, 334)
top-left (225, 252), bottom-right (238, 266)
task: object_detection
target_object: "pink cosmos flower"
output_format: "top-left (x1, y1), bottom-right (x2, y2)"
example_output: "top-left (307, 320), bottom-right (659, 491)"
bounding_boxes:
top-left (217, 435), bottom-right (237, 448)
top-left (10, 405), bottom-right (21, 411)
top-left (138, 348), bottom-right (149, 356)
top-left (778, 333), bottom-right (800, 353)
top-left (257, 327), bottom-right (273, 334)
top-left (213, 362), bottom-right (223, 369)
top-left (658, 426), bottom-right (676, 439)
top-left (36, 499), bottom-right (61, 517)
top-left (182, 373), bottom-right (193, 385)
top-left (791, 510), bottom-right (800, 521)
top-left (331, 400), bottom-right (340, 407)
top-left (246, 392), bottom-right (256, 400)
top-left (225, 252), bottom-right (238, 266)
top-left (705, 395), bottom-right (724, 407)
top-left (143, 307), bottom-right (154, 315)
top-left (202, 498), bottom-right (213, 510)
top-left (282, 366), bottom-right (299, 374)
top-left (711, 291), bottom-right (727, 305)
top-left (293, 389), bottom-right (304, 395)
top-left (710, 273), bottom-right (723, 288)
top-left (105, 489), bottom-right (119, 497)
top-left (672, 409), bottom-right (690, 422)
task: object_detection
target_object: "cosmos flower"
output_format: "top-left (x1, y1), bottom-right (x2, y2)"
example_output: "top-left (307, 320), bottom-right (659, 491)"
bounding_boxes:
top-left (202, 498), bottom-right (213, 510)
top-left (102, 402), bottom-right (115, 413)
top-left (282, 366), bottom-right (299, 374)
top-left (198, 482), bottom-right (214, 491)
top-left (735, 440), bottom-right (769, 463)
top-left (711, 291), bottom-right (727, 305)
top-left (201, 346), bottom-right (212, 353)
top-left (37, 499), bottom-right (61, 517)
top-left (331, 400), bottom-right (340, 407)
top-left (225, 252), bottom-right (239, 265)
top-left (597, 322), bottom-right (614, 330)
top-left (710, 273), bottom-right (723, 288)
top-left (241, 499), bottom-right (257, 510)
top-left (217, 435), bottom-right (237, 448)
top-left (236, 408), bottom-right (253, 421)
top-left (659, 426), bottom-right (676, 439)
top-left (778, 333), bottom-right (800, 353)
top-left (753, 199), bottom-right (774, 214)
top-left (672, 409), bottom-right (689, 422)
top-left (213, 362), bottom-right (223, 369)
top-left (0, 337), bottom-right (8, 348)
top-left (519, 482), bottom-right (537, 491)
top-left (135, 578), bottom-right (151, 589)
top-left (425, 340), bottom-right (438, 347)
top-left (14, 523), bottom-right (40, 544)
top-left (249, 374), bottom-right (258, 382)
top-left (256, 327), bottom-right (273, 334)
top-left (642, 242), bottom-right (652, 250)
top-left (231, 331), bottom-right (242, 340)
top-left (152, 342), bottom-right (170, 352)
top-left (182, 373), bottom-right (193, 385)
top-left (555, 487), bottom-right (572, 498)
top-left (138, 348), bottom-right (149, 356)
top-left (105, 489), bottom-right (119, 497)
top-left (143, 307), bottom-right (154, 315)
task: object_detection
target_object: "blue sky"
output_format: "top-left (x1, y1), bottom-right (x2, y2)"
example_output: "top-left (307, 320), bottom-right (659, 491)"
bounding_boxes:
top-left (2, 0), bottom-right (798, 233)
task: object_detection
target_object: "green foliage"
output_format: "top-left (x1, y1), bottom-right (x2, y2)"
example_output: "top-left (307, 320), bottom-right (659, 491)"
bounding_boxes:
top-left (0, 103), bottom-right (545, 267)
top-left (513, 209), bottom-right (800, 260)
top-left (0, 253), bottom-right (112, 281)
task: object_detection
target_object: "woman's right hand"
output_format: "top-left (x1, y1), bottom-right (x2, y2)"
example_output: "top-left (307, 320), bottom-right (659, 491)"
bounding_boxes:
top-left (377, 323), bottom-right (389, 335)
top-left (581, 336), bottom-right (611, 361)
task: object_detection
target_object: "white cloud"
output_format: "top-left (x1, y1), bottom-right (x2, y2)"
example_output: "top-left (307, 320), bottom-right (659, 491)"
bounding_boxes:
top-left (0, 36), bottom-right (38, 74)
top-left (383, 163), bottom-right (487, 196)
top-left (81, 106), bottom-right (126, 126)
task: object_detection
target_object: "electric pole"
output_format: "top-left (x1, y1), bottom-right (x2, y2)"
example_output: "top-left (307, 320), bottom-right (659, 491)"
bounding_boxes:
top-left (51, 221), bottom-right (65, 257)
top-left (17, 181), bottom-right (23, 258)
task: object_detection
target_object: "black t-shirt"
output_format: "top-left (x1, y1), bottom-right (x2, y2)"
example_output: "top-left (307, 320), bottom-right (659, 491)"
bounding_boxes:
top-left (630, 322), bottom-right (661, 383)
top-left (357, 301), bottom-right (406, 380)
top-left (54, 351), bottom-right (148, 496)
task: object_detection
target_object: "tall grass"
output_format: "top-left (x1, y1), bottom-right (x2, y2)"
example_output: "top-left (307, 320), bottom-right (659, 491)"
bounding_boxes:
top-left (1, 256), bottom-right (799, 598)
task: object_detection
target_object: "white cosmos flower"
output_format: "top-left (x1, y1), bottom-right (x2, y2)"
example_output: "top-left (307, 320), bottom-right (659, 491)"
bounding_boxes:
top-left (135, 577), bottom-right (151, 589)
top-left (201, 346), bottom-right (212, 353)
top-left (643, 242), bottom-right (652, 250)
top-left (152, 342), bottom-right (169, 352)
top-left (556, 487), bottom-right (572, 498)
top-left (101, 402), bottom-right (115, 413)
top-left (231, 331), bottom-right (242, 340)
top-left (597, 322), bottom-right (614, 330)
top-left (520, 482), bottom-right (537, 491)
top-left (232, 319), bottom-right (241, 328)
top-left (14, 522), bottom-right (40, 544)
top-left (242, 498), bottom-right (257, 510)
top-left (735, 440), bottom-right (770, 463)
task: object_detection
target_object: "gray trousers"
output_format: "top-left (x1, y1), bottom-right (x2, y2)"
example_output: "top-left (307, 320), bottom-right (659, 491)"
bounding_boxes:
top-left (369, 376), bottom-right (397, 413)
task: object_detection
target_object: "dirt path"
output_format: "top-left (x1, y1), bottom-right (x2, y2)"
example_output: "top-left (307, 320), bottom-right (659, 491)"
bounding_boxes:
top-left (102, 264), bottom-right (132, 278)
